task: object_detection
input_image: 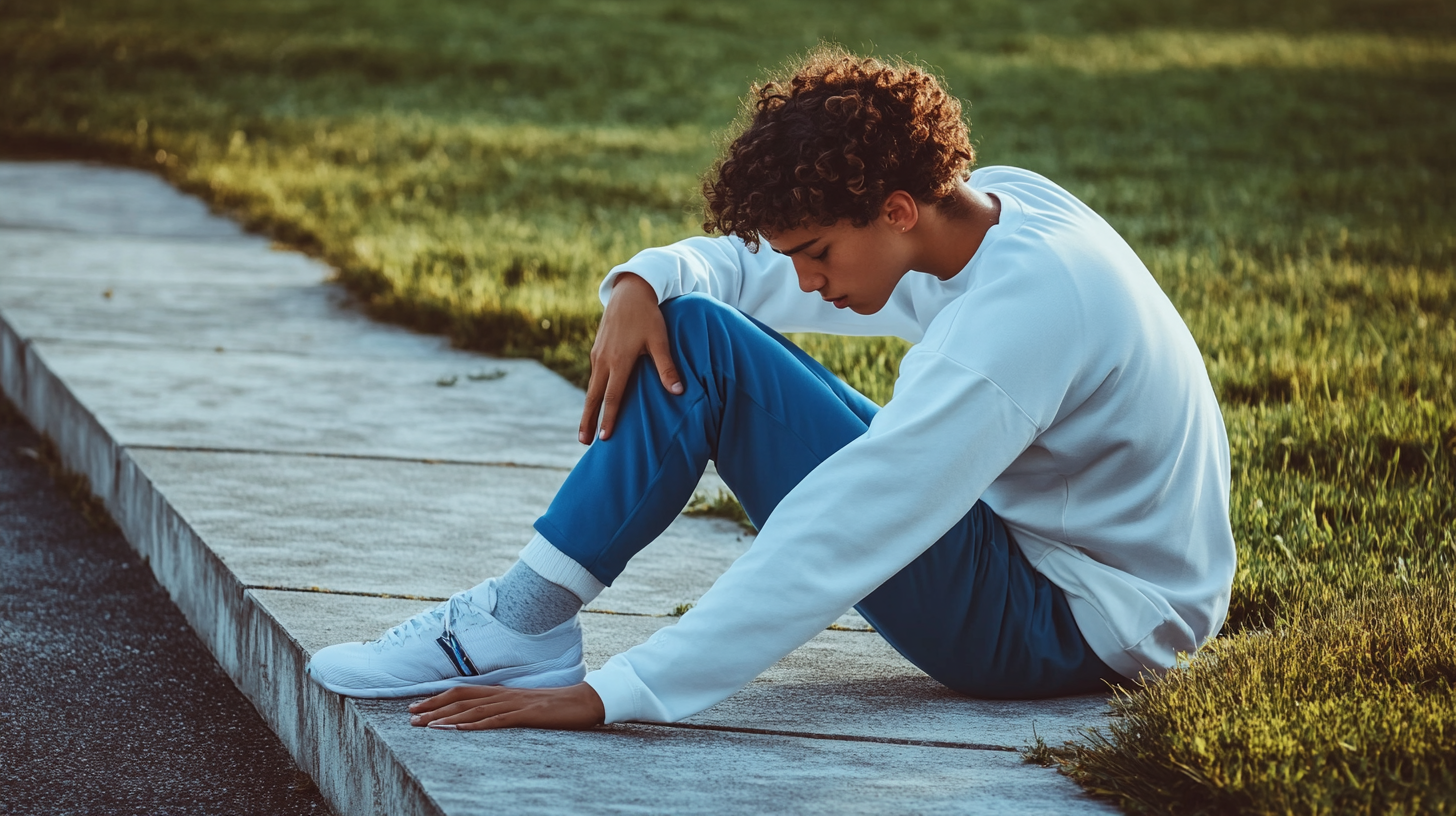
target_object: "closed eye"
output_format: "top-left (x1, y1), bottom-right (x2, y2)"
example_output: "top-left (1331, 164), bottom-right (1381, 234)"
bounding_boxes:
top-left (811, 248), bottom-right (829, 262)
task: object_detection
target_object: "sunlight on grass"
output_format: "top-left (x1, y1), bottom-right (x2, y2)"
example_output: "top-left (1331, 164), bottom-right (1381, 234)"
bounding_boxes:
top-left (1049, 583), bottom-right (1456, 814)
top-left (964, 31), bottom-right (1456, 73)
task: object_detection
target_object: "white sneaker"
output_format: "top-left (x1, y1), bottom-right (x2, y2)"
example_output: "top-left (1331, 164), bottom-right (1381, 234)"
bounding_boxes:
top-left (304, 580), bottom-right (586, 698)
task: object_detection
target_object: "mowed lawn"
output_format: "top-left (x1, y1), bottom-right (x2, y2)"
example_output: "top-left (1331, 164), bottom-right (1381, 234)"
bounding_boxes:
top-left (3, 0), bottom-right (1453, 812)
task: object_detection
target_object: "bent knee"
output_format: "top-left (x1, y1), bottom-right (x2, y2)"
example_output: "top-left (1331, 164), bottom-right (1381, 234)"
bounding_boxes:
top-left (658, 292), bottom-right (735, 326)
top-left (657, 294), bottom-right (785, 372)
top-left (658, 294), bottom-right (758, 345)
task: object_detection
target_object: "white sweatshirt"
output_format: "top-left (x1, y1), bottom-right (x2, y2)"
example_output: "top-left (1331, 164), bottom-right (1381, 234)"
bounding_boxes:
top-left (582, 166), bottom-right (1235, 724)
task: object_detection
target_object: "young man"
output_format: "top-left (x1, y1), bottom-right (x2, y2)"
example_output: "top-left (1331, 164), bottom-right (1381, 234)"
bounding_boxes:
top-left (307, 49), bottom-right (1236, 731)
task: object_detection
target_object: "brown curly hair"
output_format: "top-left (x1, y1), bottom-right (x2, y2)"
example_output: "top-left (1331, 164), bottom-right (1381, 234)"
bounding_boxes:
top-left (703, 47), bottom-right (975, 249)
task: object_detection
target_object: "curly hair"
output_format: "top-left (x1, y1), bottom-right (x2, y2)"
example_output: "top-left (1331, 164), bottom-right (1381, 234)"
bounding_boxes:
top-left (703, 47), bottom-right (975, 249)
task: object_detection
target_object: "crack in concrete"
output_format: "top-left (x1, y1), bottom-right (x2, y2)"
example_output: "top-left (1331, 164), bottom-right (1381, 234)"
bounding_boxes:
top-left (644, 721), bottom-right (1021, 753)
top-left (246, 585), bottom-right (876, 630)
top-left (127, 443), bottom-right (571, 471)
top-left (248, 585), bottom-right (449, 603)
top-left (0, 221), bottom-right (256, 245)
top-left (22, 335), bottom-right (466, 363)
top-left (247, 584), bottom-right (674, 618)
top-left (0, 274), bottom-right (317, 289)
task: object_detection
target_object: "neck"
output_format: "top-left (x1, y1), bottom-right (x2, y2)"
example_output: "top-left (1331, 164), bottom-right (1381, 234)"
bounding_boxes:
top-left (909, 185), bottom-right (1001, 281)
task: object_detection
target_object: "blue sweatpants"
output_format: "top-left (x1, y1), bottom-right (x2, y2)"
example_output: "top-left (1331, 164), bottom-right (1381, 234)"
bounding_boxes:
top-left (535, 294), bottom-right (1121, 698)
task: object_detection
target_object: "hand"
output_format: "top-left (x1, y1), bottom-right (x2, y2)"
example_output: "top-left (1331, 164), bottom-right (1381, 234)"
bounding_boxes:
top-left (579, 272), bottom-right (683, 444)
top-left (408, 683), bottom-right (606, 731)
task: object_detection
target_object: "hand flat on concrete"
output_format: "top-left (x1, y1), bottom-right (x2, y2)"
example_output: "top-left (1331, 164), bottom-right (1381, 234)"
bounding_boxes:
top-left (579, 272), bottom-right (684, 444)
top-left (408, 683), bottom-right (606, 731)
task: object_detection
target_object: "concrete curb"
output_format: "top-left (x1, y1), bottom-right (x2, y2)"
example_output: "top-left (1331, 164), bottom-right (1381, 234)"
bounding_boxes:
top-left (0, 318), bottom-right (442, 816)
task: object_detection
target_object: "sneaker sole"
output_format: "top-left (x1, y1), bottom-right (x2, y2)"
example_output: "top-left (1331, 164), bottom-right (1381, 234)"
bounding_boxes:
top-left (307, 661), bottom-right (587, 699)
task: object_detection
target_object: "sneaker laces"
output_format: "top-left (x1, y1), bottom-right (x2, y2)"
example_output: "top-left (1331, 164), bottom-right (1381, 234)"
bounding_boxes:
top-left (376, 604), bottom-right (446, 648)
top-left (437, 582), bottom-right (496, 677)
top-left (375, 581), bottom-right (497, 649)
top-left (445, 580), bottom-right (496, 636)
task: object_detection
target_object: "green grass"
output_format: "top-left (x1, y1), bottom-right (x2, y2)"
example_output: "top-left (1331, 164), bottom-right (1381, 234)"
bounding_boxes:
top-left (3, 0), bottom-right (1453, 811)
top-left (1049, 582), bottom-right (1456, 815)
top-left (684, 488), bottom-right (756, 533)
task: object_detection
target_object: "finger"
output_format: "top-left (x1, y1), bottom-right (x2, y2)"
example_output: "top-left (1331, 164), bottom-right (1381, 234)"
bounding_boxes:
top-left (458, 710), bottom-right (528, 731)
top-left (410, 684), bottom-right (502, 713)
top-left (452, 706), bottom-right (550, 731)
top-left (427, 702), bottom-right (519, 728)
top-left (411, 689), bottom-right (460, 713)
top-left (646, 331), bottom-right (684, 396)
top-left (597, 361), bottom-right (631, 441)
top-left (411, 685), bottom-right (482, 711)
top-left (578, 365), bottom-right (607, 445)
top-left (410, 698), bottom-right (490, 725)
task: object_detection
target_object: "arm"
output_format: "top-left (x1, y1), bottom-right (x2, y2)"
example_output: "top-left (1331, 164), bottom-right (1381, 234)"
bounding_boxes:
top-left (582, 234), bottom-right (923, 442)
top-left (602, 235), bottom-right (922, 336)
top-left (580, 236), bottom-right (776, 446)
top-left (599, 235), bottom-right (789, 313)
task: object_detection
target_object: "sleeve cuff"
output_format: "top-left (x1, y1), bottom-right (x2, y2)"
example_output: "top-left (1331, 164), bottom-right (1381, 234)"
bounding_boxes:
top-left (584, 661), bottom-right (649, 724)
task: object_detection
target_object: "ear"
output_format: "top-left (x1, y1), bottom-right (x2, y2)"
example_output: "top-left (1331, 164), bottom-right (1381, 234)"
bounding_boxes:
top-left (880, 191), bottom-right (919, 234)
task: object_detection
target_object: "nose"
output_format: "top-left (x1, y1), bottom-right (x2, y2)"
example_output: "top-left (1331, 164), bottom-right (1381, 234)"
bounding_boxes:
top-left (792, 258), bottom-right (823, 294)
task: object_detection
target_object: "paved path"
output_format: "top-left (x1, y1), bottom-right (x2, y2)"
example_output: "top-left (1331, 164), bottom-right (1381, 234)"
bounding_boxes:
top-left (0, 161), bottom-right (1119, 815)
top-left (0, 401), bottom-right (331, 815)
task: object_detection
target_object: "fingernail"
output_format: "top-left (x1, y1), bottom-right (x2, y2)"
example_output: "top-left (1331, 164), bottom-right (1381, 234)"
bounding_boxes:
top-left (578, 432), bottom-right (588, 444)
top-left (428, 722), bottom-right (458, 731)
top-left (599, 429), bottom-right (608, 440)
top-left (671, 383), bottom-right (684, 394)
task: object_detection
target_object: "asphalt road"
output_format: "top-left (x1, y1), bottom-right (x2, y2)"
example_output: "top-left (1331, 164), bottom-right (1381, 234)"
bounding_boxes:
top-left (0, 402), bottom-right (332, 816)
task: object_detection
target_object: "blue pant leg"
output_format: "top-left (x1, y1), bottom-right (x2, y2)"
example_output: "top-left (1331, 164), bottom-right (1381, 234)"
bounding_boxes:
top-left (855, 502), bottom-right (1123, 698)
top-left (533, 294), bottom-right (873, 585)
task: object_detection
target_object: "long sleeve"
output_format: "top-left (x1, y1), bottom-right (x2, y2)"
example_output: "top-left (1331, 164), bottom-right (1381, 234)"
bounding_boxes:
top-left (582, 349), bottom-right (1039, 723)
top-left (601, 235), bottom-right (928, 339)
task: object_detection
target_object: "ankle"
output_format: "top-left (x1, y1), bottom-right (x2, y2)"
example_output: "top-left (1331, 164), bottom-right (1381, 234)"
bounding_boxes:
top-left (490, 561), bottom-right (583, 635)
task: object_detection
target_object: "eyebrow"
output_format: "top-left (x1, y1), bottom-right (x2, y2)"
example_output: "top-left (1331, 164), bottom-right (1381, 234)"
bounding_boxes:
top-left (772, 238), bottom-right (820, 256)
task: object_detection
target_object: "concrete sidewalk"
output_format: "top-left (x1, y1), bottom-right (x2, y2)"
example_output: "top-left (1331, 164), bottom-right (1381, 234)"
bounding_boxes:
top-left (0, 161), bottom-right (1119, 815)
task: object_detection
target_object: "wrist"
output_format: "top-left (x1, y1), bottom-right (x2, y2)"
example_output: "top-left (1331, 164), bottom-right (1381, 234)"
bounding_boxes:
top-left (573, 682), bottom-right (606, 725)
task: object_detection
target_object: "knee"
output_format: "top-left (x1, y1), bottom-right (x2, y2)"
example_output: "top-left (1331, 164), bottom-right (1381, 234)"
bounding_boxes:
top-left (658, 293), bottom-right (735, 330)
top-left (656, 295), bottom-right (788, 383)
top-left (658, 294), bottom-right (753, 356)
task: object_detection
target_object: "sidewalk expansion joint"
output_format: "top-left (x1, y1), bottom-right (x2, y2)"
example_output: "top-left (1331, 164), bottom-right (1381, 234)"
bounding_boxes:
top-left (0, 274), bottom-right (321, 290)
top-left (246, 585), bottom-right (677, 617)
top-left (248, 585), bottom-right (451, 603)
top-left (24, 335), bottom-right (456, 362)
top-left (0, 221), bottom-right (257, 245)
top-left (247, 585), bottom-right (875, 629)
top-left (643, 722), bottom-right (1021, 753)
top-left (127, 443), bottom-right (571, 471)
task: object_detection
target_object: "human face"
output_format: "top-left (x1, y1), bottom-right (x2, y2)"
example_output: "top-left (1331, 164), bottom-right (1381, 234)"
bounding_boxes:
top-left (764, 218), bottom-right (911, 315)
